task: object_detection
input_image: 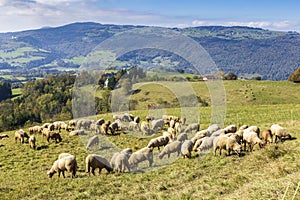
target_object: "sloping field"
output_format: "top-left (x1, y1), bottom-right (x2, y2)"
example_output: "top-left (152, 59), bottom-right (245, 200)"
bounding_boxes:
top-left (0, 80), bottom-right (300, 199)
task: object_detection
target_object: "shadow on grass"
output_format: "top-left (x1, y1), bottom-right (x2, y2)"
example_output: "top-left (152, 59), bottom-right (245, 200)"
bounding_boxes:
top-left (37, 145), bottom-right (49, 150)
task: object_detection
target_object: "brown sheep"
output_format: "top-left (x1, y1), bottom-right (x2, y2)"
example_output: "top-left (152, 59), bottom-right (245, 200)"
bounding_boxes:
top-left (46, 132), bottom-right (62, 143)
top-left (85, 154), bottom-right (113, 176)
top-left (29, 135), bottom-right (36, 149)
top-left (260, 129), bottom-right (273, 144)
top-left (101, 121), bottom-right (111, 135)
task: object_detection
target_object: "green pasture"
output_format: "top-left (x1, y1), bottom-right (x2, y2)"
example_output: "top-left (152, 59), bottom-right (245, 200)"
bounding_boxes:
top-left (1, 80), bottom-right (300, 199)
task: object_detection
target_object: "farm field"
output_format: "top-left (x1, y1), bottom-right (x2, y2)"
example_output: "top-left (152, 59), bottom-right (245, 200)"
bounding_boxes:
top-left (1, 80), bottom-right (300, 200)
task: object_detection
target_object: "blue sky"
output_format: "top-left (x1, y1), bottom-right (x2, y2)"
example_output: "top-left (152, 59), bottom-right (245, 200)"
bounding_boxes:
top-left (0, 0), bottom-right (300, 32)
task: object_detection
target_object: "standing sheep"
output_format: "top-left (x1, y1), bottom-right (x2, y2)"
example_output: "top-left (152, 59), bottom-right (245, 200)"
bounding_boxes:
top-left (86, 135), bottom-right (99, 150)
top-left (260, 129), bottom-right (273, 144)
top-left (15, 129), bottom-right (29, 144)
top-left (147, 135), bottom-right (169, 151)
top-left (181, 140), bottom-right (194, 158)
top-left (158, 141), bottom-right (182, 159)
top-left (85, 154), bottom-right (113, 176)
top-left (214, 135), bottom-right (242, 156)
top-left (184, 123), bottom-right (200, 133)
top-left (140, 121), bottom-right (151, 135)
top-left (46, 132), bottom-right (62, 143)
top-left (47, 155), bottom-right (78, 178)
top-left (29, 135), bottom-right (36, 149)
top-left (176, 132), bottom-right (188, 142)
top-left (271, 124), bottom-right (292, 143)
top-left (128, 147), bottom-right (153, 170)
top-left (243, 131), bottom-right (264, 151)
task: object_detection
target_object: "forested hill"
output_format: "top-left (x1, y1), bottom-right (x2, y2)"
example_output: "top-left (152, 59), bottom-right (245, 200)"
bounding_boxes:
top-left (1, 22), bottom-right (300, 80)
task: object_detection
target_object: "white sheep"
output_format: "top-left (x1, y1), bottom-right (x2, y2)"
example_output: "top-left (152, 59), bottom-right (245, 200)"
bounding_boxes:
top-left (140, 121), bottom-right (151, 135)
top-left (158, 141), bottom-right (182, 159)
top-left (69, 129), bottom-right (85, 137)
top-left (86, 154), bottom-right (113, 176)
top-left (214, 135), bottom-right (242, 156)
top-left (128, 147), bottom-right (153, 170)
top-left (181, 140), bottom-right (194, 158)
top-left (58, 153), bottom-right (72, 159)
top-left (128, 121), bottom-right (141, 132)
top-left (184, 123), bottom-right (200, 133)
top-left (223, 124), bottom-right (237, 134)
top-left (243, 131), bottom-right (264, 151)
top-left (47, 155), bottom-right (78, 178)
top-left (151, 119), bottom-right (165, 131)
top-left (14, 129), bottom-right (29, 144)
top-left (176, 132), bottom-right (188, 142)
top-left (86, 135), bottom-right (99, 150)
top-left (110, 148), bottom-right (132, 172)
top-left (147, 135), bottom-right (169, 151)
top-left (271, 124), bottom-right (292, 143)
top-left (174, 122), bottom-right (182, 135)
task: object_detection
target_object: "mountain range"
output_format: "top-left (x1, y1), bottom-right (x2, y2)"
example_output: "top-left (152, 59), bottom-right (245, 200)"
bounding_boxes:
top-left (1, 22), bottom-right (300, 80)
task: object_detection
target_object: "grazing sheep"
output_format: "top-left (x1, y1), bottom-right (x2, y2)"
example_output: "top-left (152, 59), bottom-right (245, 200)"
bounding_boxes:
top-left (69, 129), bottom-right (85, 137)
top-left (29, 135), bottom-right (36, 149)
top-left (260, 129), bottom-right (273, 144)
top-left (42, 122), bottom-right (51, 129)
top-left (47, 155), bottom-right (77, 178)
top-left (184, 123), bottom-right (200, 133)
top-left (223, 125), bottom-right (237, 134)
top-left (180, 116), bottom-right (186, 125)
top-left (206, 124), bottom-right (220, 136)
top-left (169, 119), bottom-right (175, 129)
top-left (101, 121), bottom-right (111, 135)
top-left (243, 131), bottom-right (264, 151)
top-left (167, 127), bottom-right (176, 139)
top-left (113, 113), bottom-right (132, 122)
top-left (146, 116), bottom-right (154, 122)
top-left (42, 128), bottom-right (50, 137)
top-left (110, 148), bottom-right (132, 171)
top-left (181, 140), bottom-right (194, 158)
top-left (46, 132), bottom-right (62, 143)
top-left (128, 147), bottom-right (153, 170)
top-left (48, 124), bottom-right (55, 131)
top-left (214, 135), bottom-right (242, 156)
top-left (147, 135), bottom-right (169, 151)
top-left (95, 118), bottom-right (105, 126)
top-left (86, 154), bottom-right (113, 176)
top-left (128, 121), bottom-right (141, 132)
top-left (163, 131), bottom-right (174, 142)
top-left (191, 130), bottom-right (209, 144)
top-left (197, 136), bottom-right (216, 152)
top-left (192, 137), bottom-right (206, 152)
top-left (14, 129), bottom-right (29, 144)
top-left (109, 121), bottom-right (119, 135)
top-left (0, 134), bottom-right (9, 140)
top-left (228, 132), bottom-right (243, 145)
top-left (271, 124), bottom-right (292, 143)
top-left (134, 116), bottom-right (140, 124)
top-left (151, 119), bottom-right (165, 131)
top-left (158, 141), bottom-right (182, 159)
top-left (86, 135), bottom-right (99, 150)
top-left (114, 153), bottom-right (131, 173)
top-left (140, 121), bottom-right (151, 135)
top-left (245, 126), bottom-right (260, 135)
top-left (29, 126), bottom-right (43, 135)
top-left (176, 132), bottom-right (188, 142)
top-left (174, 122), bottom-right (182, 135)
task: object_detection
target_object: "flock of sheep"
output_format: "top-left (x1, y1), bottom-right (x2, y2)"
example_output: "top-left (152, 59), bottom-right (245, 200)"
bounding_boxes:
top-left (1, 112), bottom-right (293, 178)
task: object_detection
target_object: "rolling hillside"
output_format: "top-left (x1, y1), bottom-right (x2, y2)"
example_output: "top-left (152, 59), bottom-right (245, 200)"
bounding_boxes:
top-left (1, 22), bottom-right (300, 80)
top-left (0, 80), bottom-right (300, 199)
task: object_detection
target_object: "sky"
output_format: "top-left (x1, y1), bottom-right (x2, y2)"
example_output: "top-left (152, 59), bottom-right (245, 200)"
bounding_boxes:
top-left (1, 0), bottom-right (300, 33)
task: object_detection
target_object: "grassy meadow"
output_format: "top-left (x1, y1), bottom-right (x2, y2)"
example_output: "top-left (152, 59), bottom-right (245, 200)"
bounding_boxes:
top-left (1, 80), bottom-right (300, 200)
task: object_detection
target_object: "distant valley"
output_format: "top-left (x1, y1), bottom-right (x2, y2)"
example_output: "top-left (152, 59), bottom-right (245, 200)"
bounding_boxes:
top-left (0, 22), bottom-right (300, 81)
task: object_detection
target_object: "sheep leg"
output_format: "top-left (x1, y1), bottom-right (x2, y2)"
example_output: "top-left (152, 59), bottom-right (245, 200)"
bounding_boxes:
top-left (62, 171), bottom-right (65, 178)
top-left (227, 149), bottom-right (231, 156)
top-left (91, 168), bottom-right (96, 176)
